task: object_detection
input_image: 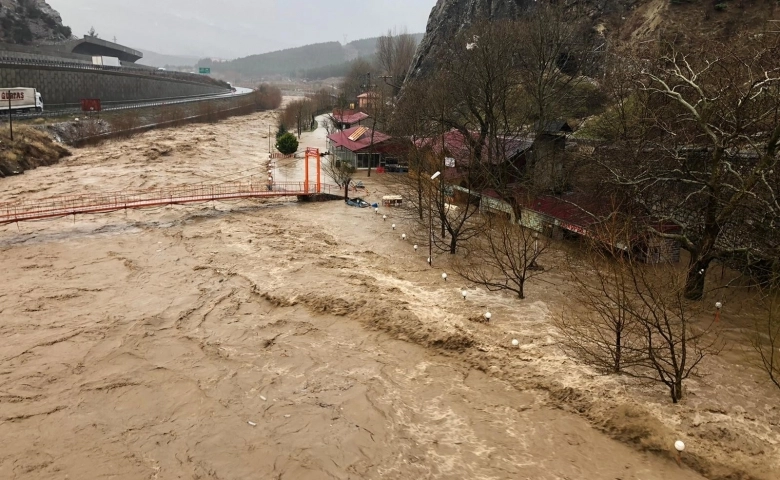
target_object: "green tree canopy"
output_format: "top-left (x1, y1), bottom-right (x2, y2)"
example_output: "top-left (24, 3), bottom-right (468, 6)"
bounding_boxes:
top-left (275, 132), bottom-right (299, 155)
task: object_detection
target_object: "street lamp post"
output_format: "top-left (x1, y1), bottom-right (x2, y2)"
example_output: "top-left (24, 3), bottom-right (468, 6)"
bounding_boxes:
top-left (534, 232), bottom-right (539, 257)
top-left (530, 231), bottom-right (540, 269)
top-left (7, 91), bottom-right (13, 141)
top-left (429, 171), bottom-right (441, 267)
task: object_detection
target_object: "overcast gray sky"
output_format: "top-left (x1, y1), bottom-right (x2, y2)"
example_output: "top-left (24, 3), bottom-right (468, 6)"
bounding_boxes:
top-left (47, 0), bottom-right (435, 59)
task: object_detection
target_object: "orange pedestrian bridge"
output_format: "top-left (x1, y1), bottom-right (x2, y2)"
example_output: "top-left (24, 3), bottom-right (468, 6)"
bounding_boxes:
top-left (0, 148), bottom-right (340, 227)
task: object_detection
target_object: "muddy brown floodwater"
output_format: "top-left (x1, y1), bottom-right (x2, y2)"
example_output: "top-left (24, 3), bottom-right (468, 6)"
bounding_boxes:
top-left (0, 109), bottom-right (776, 479)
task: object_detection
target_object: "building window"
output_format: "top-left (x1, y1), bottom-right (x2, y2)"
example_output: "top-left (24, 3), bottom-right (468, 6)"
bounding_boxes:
top-left (356, 153), bottom-right (381, 169)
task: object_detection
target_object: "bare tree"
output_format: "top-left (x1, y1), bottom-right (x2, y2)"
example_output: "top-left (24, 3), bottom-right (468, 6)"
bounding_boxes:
top-left (753, 281), bottom-right (780, 390)
top-left (550, 209), bottom-right (722, 401)
top-left (322, 156), bottom-right (356, 202)
top-left (388, 79), bottom-right (440, 221)
top-left (280, 99), bottom-right (315, 138)
top-left (402, 22), bottom-right (519, 255)
top-left (511, 4), bottom-right (598, 194)
top-left (454, 215), bottom-right (548, 299)
top-left (308, 88), bottom-right (335, 114)
top-left (595, 34), bottom-right (780, 299)
top-left (513, 4), bottom-right (597, 130)
top-left (340, 58), bottom-right (374, 108)
top-left (556, 219), bottom-right (647, 374)
top-left (629, 264), bottom-right (722, 403)
top-left (391, 69), bottom-right (489, 255)
top-left (377, 29), bottom-right (418, 96)
top-left (323, 113), bottom-right (340, 135)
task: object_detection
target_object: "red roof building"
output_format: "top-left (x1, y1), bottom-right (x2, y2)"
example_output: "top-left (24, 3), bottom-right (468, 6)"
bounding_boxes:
top-left (327, 126), bottom-right (395, 169)
top-left (513, 189), bottom-right (681, 263)
top-left (357, 91), bottom-right (380, 109)
top-left (331, 109), bottom-right (370, 130)
top-left (416, 129), bottom-right (534, 186)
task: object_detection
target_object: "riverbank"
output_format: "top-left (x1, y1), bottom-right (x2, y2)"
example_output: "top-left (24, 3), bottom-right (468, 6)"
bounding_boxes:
top-left (0, 108), bottom-right (776, 479)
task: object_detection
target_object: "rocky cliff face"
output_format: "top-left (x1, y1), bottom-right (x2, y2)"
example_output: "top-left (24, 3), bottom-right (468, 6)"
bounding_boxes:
top-left (0, 0), bottom-right (71, 45)
top-left (407, 0), bottom-right (779, 83)
top-left (407, 0), bottom-right (534, 81)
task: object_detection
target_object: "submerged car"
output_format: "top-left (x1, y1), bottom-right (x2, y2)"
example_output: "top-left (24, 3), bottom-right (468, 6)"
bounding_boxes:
top-left (346, 197), bottom-right (370, 208)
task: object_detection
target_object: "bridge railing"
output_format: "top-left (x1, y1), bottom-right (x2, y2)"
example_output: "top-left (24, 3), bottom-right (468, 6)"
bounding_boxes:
top-left (0, 181), bottom-right (340, 225)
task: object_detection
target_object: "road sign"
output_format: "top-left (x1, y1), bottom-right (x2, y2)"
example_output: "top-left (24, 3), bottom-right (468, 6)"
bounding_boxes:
top-left (199, 67), bottom-right (211, 74)
top-left (81, 98), bottom-right (102, 112)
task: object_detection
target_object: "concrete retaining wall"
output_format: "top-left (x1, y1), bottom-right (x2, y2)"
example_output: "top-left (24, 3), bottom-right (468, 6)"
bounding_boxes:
top-left (0, 43), bottom-right (94, 64)
top-left (0, 64), bottom-right (228, 106)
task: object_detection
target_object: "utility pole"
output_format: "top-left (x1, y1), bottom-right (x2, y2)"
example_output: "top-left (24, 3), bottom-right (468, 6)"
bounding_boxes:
top-left (379, 75), bottom-right (402, 97)
top-left (429, 171), bottom-right (441, 267)
top-left (440, 114), bottom-right (446, 238)
top-left (7, 91), bottom-right (13, 141)
top-left (365, 71), bottom-right (377, 178)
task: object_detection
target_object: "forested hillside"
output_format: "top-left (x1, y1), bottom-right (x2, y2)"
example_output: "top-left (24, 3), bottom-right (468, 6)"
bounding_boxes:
top-left (198, 34), bottom-right (423, 80)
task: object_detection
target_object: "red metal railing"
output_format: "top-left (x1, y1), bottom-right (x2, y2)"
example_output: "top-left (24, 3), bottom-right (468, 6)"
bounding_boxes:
top-left (0, 181), bottom-right (339, 225)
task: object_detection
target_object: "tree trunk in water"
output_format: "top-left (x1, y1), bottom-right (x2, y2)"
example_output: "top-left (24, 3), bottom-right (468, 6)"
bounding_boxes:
top-left (614, 333), bottom-right (622, 373)
top-left (685, 257), bottom-right (709, 300)
top-left (517, 281), bottom-right (525, 300)
top-left (449, 235), bottom-right (457, 254)
top-left (417, 179), bottom-right (423, 220)
top-left (671, 378), bottom-right (683, 404)
top-left (344, 182), bottom-right (349, 202)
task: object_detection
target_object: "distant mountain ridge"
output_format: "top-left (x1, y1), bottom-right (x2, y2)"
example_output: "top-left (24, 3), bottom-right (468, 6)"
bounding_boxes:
top-left (138, 50), bottom-right (200, 69)
top-left (197, 33), bottom-right (424, 80)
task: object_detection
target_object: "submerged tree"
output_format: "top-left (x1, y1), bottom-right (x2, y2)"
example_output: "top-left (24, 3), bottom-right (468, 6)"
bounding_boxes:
top-left (556, 219), bottom-right (647, 374)
top-left (629, 264), bottom-right (722, 403)
top-left (753, 277), bottom-right (780, 390)
top-left (322, 156), bottom-right (356, 202)
top-left (595, 34), bottom-right (780, 299)
top-left (454, 215), bottom-right (549, 299)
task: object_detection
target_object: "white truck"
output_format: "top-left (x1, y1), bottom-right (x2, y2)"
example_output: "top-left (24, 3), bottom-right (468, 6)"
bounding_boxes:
top-left (0, 88), bottom-right (44, 114)
top-left (92, 56), bottom-right (121, 67)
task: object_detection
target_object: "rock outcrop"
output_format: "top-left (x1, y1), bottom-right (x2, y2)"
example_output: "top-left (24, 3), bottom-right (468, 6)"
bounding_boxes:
top-left (0, 0), bottom-right (71, 45)
top-left (407, 0), bottom-right (535, 81)
top-left (406, 0), bottom-right (779, 84)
